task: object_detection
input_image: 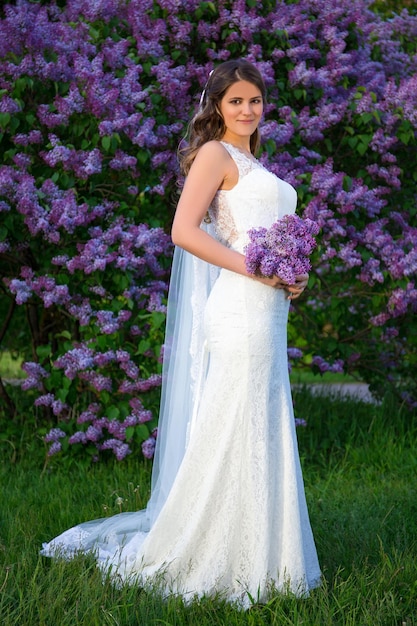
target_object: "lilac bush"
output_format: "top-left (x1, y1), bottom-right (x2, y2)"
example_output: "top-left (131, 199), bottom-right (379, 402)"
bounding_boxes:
top-left (0, 0), bottom-right (416, 464)
top-left (0, 0), bottom-right (175, 461)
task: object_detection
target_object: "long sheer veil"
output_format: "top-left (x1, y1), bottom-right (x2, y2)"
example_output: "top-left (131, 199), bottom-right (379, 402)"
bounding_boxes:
top-left (146, 220), bottom-right (220, 526)
top-left (39, 223), bottom-right (220, 558)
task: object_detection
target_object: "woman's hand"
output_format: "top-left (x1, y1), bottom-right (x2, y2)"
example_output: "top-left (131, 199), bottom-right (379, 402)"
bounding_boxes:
top-left (255, 272), bottom-right (309, 299)
top-left (285, 273), bottom-right (309, 300)
top-left (254, 273), bottom-right (289, 289)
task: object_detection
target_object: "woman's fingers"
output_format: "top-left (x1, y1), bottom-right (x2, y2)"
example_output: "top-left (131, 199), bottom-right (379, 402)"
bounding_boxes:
top-left (286, 274), bottom-right (309, 299)
top-left (255, 273), bottom-right (309, 296)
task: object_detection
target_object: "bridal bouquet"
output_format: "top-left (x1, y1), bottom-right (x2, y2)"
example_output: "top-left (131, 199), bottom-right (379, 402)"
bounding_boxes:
top-left (244, 214), bottom-right (320, 284)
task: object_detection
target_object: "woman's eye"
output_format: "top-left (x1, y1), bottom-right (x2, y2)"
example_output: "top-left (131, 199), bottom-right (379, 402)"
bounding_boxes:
top-left (228, 98), bottom-right (262, 105)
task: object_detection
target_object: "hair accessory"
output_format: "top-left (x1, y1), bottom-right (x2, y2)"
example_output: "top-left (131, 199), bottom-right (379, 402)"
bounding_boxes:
top-left (199, 69), bottom-right (214, 107)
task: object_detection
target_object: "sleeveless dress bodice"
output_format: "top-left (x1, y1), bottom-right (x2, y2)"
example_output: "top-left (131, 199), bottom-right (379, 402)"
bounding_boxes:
top-left (208, 142), bottom-right (297, 253)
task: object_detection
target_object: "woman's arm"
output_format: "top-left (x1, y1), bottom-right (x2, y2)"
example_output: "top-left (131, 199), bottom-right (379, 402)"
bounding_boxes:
top-left (172, 141), bottom-right (249, 275)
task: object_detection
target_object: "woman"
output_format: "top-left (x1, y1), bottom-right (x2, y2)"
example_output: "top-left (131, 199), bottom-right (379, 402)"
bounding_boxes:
top-left (42, 59), bottom-right (321, 607)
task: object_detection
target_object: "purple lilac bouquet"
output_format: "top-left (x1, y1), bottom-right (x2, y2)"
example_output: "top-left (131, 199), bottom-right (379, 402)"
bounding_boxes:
top-left (245, 214), bottom-right (320, 284)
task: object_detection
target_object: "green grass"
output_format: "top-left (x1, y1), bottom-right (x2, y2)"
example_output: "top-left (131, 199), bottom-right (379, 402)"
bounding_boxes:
top-left (1, 390), bottom-right (416, 625)
top-left (290, 368), bottom-right (359, 385)
top-left (0, 350), bottom-right (25, 380)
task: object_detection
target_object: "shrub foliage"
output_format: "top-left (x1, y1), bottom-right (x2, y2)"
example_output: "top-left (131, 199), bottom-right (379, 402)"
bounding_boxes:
top-left (0, 0), bottom-right (416, 462)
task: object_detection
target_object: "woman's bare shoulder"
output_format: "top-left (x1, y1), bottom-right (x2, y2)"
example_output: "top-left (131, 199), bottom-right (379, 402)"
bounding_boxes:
top-left (191, 140), bottom-right (233, 177)
top-left (194, 140), bottom-right (230, 162)
top-left (191, 140), bottom-right (237, 190)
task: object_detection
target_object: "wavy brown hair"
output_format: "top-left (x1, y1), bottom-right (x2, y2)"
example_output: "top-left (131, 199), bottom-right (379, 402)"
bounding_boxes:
top-left (179, 59), bottom-right (266, 176)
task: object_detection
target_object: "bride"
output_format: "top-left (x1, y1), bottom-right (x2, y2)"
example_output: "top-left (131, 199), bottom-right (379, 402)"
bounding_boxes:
top-left (41, 59), bottom-right (321, 608)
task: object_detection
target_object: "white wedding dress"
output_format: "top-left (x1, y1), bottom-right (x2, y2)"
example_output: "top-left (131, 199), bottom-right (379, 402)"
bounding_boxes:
top-left (41, 142), bottom-right (321, 607)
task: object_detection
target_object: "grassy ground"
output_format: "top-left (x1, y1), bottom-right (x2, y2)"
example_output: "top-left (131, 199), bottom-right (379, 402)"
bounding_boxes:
top-left (1, 389), bottom-right (416, 625)
top-left (289, 369), bottom-right (359, 386)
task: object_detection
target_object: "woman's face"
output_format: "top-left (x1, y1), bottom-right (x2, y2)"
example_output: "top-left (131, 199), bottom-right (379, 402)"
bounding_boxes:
top-left (219, 80), bottom-right (263, 144)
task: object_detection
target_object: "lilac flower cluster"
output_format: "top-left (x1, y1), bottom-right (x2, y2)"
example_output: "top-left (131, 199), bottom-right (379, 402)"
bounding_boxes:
top-left (141, 428), bottom-right (158, 460)
top-left (44, 427), bottom-right (66, 456)
top-left (21, 362), bottom-right (48, 390)
top-left (245, 215), bottom-right (320, 284)
top-left (311, 356), bottom-right (345, 375)
top-left (44, 388), bottom-right (155, 459)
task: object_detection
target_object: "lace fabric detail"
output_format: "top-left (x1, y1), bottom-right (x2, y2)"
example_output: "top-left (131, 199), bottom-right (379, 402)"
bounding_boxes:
top-left (208, 142), bottom-right (261, 247)
top-left (208, 191), bottom-right (238, 246)
top-left (220, 141), bottom-right (258, 177)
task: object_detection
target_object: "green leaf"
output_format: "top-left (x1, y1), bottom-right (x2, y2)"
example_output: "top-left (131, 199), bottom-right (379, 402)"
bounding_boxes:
top-left (114, 274), bottom-right (129, 290)
top-left (36, 345), bottom-right (52, 359)
top-left (125, 426), bottom-right (135, 440)
top-left (61, 376), bottom-right (73, 389)
top-left (360, 113), bottom-right (373, 125)
top-left (355, 134), bottom-right (372, 156)
top-left (150, 93), bottom-right (162, 105)
top-left (101, 136), bottom-right (111, 151)
top-left (343, 176), bottom-right (353, 192)
top-left (294, 89), bottom-right (306, 101)
top-left (89, 26), bottom-right (100, 40)
top-left (308, 273), bottom-right (320, 289)
top-left (151, 311), bottom-right (166, 330)
top-left (372, 109), bottom-right (381, 123)
top-left (171, 50), bottom-right (183, 61)
top-left (137, 149), bottom-right (150, 165)
top-left (111, 133), bottom-right (121, 149)
top-left (56, 388), bottom-right (69, 401)
top-left (100, 391), bottom-right (111, 404)
top-left (263, 138), bottom-right (276, 157)
top-left (0, 112), bottom-right (11, 129)
top-left (135, 424), bottom-right (151, 441)
top-left (324, 138), bottom-right (333, 152)
top-left (107, 405), bottom-right (120, 420)
top-left (137, 339), bottom-right (151, 355)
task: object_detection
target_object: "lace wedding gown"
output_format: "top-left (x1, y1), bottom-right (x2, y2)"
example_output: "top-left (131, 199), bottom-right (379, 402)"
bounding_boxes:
top-left (41, 142), bottom-right (321, 607)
